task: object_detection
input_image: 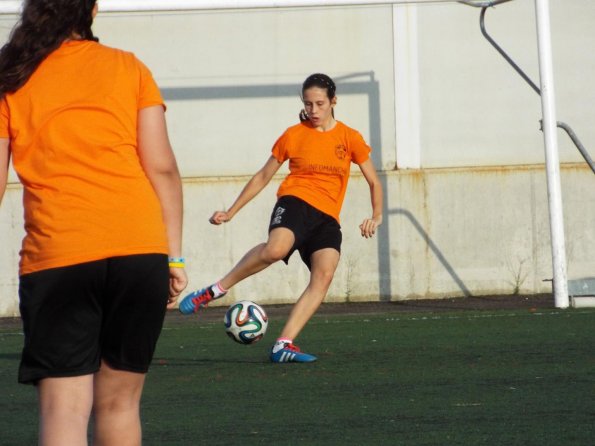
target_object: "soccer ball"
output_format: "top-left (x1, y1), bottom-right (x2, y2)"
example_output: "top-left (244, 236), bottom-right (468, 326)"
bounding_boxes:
top-left (224, 300), bottom-right (268, 345)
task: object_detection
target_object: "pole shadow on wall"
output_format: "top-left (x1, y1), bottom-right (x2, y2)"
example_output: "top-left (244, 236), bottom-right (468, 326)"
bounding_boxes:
top-left (162, 72), bottom-right (470, 301)
top-left (388, 208), bottom-right (472, 299)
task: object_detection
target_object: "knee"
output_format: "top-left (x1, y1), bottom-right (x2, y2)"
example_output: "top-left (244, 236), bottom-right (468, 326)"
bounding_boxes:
top-left (40, 396), bottom-right (92, 421)
top-left (93, 383), bottom-right (143, 417)
top-left (260, 244), bottom-right (289, 263)
top-left (38, 377), bottom-right (94, 421)
top-left (93, 393), bottom-right (140, 418)
top-left (311, 268), bottom-right (336, 289)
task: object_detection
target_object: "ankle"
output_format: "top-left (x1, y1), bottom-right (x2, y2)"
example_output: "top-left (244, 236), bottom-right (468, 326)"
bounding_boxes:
top-left (210, 281), bottom-right (228, 299)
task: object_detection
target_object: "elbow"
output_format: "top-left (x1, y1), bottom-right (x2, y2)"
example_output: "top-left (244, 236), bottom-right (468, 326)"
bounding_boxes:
top-left (144, 157), bottom-right (181, 178)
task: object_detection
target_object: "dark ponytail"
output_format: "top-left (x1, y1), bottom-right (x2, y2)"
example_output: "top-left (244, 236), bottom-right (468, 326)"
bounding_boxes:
top-left (299, 73), bottom-right (337, 122)
top-left (0, 0), bottom-right (98, 98)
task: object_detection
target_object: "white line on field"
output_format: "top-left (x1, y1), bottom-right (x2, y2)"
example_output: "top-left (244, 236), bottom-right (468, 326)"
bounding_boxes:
top-left (156, 308), bottom-right (595, 331)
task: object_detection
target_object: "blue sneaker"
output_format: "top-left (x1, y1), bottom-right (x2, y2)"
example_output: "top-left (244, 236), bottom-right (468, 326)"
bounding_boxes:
top-left (179, 286), bottom-right (223, 315)
top-left (270, 342), bottom-right (317, 363)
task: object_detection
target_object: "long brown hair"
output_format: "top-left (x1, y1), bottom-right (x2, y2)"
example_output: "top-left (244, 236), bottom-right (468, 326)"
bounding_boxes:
top-left (0, 0), bottom-right (98, 98)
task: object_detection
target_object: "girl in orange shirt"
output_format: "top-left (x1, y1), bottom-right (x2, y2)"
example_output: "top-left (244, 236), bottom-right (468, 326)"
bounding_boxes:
top-left (0, 1), bottom-right (187, 443)
top-left (180, 73), bottom-right (383, 363)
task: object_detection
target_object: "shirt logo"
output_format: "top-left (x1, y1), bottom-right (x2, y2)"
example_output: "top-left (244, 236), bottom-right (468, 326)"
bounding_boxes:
top-left (335, 144), bottom-right (347, 160)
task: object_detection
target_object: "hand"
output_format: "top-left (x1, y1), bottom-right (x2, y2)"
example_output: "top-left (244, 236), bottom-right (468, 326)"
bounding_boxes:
top-left (209, 210), bottom-right (230, 225)
top-left (359, 216), bottom-right (382, 239)
top-left (167, 267), bottom-right (188, 309)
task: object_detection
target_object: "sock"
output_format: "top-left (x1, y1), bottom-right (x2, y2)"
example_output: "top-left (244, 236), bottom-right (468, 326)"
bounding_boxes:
top-left (272, 338), bottom-right (293, 353)
top-left (210, 281), bottom-right (227, 299)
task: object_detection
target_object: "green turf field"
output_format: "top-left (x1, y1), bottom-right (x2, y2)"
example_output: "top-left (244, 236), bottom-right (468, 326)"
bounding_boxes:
top-left (1, 304), bottom-right (594, 445)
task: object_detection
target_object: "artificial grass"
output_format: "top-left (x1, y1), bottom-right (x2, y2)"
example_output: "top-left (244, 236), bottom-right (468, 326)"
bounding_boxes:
top-left (0, 306), bottom-right (593, 445)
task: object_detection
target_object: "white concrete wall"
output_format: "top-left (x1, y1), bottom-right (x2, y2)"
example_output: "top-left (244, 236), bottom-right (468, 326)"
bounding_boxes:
top-left (1, 1), bottom-right (594, 316)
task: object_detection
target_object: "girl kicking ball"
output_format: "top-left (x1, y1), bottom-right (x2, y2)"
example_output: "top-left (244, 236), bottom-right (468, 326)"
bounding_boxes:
top-left (180, 73), bottom-right (383, 363)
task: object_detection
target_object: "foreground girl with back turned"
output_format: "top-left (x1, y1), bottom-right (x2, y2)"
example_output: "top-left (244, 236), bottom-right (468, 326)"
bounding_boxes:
top-left (0, 1), bottom-right (187, 444)
top-left (180, 73), bottom-right (383, 363)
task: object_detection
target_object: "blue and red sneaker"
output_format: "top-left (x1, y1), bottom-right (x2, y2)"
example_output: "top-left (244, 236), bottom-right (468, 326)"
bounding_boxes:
top-left (269, 342), bottom-right (317, 363)
top-left (179, 286), bottom-right (224, 315)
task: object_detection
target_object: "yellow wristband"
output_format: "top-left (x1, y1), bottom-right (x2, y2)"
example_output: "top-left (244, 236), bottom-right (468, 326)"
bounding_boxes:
top-left (168, 257), bottom-right (185, 268)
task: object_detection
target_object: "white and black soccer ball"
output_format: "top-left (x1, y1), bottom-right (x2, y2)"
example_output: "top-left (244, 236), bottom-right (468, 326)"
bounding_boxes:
top-left (224, 300), bottom-right (268, 345)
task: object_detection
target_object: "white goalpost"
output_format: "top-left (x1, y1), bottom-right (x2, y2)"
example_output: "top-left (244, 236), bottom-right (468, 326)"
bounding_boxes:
top-left (533, 0), bottom-right (569, 308)
top-left (0, 0), bottom-right (570, 308)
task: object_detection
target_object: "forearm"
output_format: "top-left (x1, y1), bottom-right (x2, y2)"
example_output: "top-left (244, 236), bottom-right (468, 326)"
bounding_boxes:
top-left (225, 156), bottom-right (282, 220)
top-left (359, 158), bottom-right (383, 223)
top-left (226, 176), bottom-right (267, 219)
top-left (369, 180), bottom-right (383, 222)
top-left (151, 170), bottom-right (184, 258)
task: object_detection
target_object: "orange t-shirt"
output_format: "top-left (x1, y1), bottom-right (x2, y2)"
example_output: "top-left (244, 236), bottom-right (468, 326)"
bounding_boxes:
top-left (0, 40), bottom-right (168, 275)
top-left (271, 121), bottom-right (371, 223)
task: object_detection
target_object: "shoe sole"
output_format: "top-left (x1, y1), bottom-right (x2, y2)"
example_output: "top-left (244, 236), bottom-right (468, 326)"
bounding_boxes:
top-left (270, 351), bottom-right (317, 363)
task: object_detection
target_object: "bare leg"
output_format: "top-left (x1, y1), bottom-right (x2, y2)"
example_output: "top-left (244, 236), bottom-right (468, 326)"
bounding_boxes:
top-left (92, 361), bottom-right (146, 446)
top-left (219, 227), bottom-right (295, 290)
top-left (38, 375), bottom-right (94, 446)
top-left (279, 248), bottom-right (340, 340)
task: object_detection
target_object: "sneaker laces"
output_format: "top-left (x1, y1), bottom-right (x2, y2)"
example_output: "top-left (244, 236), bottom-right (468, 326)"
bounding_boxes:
top-left (191, 288), bottom-right (214, 311)
top-left (285, 343), bottom-right (301, 352)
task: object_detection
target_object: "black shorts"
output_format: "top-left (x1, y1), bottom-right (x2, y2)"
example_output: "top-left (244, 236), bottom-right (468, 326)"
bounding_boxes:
top-left (268, 195), bottom-right (342, 270)
top-left (18, 254), bottom-right (169, 385)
